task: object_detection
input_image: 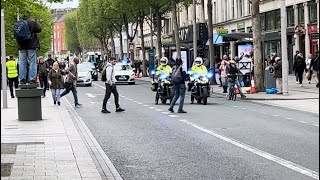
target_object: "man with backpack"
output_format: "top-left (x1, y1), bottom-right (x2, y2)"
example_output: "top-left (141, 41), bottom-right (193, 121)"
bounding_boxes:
top-left (14, 14), bottom-right (41, 84)
top-left (101, 59), bottom-right (125, 113)
top-left (168, 58), bottom-right (187, 113)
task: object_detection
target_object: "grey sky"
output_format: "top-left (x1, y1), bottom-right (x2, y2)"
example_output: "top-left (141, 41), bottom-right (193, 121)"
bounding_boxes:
top-left (45, 0), bottom-right (79, 9)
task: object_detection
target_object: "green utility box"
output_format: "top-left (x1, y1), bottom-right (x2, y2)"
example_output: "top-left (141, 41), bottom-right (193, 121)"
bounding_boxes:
top-left (15, 85), bottom-right (43, 121)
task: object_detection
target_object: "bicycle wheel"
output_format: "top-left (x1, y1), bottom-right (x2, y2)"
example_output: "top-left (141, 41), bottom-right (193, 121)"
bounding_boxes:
top-left (233, 89), bottom-right (237, 101)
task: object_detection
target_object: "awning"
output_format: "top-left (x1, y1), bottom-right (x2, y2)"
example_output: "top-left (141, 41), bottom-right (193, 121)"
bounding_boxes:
top-left (206, 33), bottom-right (225, 45)
top-left (220, 32), bottom-right (253, 39)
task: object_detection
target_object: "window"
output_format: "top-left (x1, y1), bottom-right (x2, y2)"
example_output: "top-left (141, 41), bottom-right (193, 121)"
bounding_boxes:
top-left (232, 0), bottom-right (235, 18)
top-left (275, 9), bottom-right (281, 29)
top-left (309, 1), bottom-right (317, 24)
top-left (238, 0), bottom-right (244, 17)
top-left (266, 11), bottom-right (275, 30)
top-left (287, 6), bottom-right (294, 27)
top-left (225, 0), bottom-right (228, 21)
top-left (214, 2), bottom-right (217, 23)
top-left (297, 4), bottom-right (304, 24)
top-left (248, 1), bottom-right (252, 15)
top-left (261, 13), bottom-right (265, 31)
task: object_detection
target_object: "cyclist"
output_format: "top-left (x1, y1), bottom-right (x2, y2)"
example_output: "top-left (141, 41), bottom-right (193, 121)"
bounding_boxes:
top-left (227, 60), bottom-right (246, 99)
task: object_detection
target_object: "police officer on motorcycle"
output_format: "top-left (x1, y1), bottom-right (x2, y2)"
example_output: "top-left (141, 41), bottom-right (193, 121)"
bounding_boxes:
top-left (191, 57), bottom-right (208, 78)
top-left (156, 57), bottom-right (172, 91)
top-left (154, 57), bottom-right (173, 104)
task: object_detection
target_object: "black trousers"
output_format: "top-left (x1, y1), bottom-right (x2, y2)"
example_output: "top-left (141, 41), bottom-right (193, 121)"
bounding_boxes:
top-left (60, 84), bottom-right (79, 105)
top-left (296, 71), bottom-right (304, 84)
top-left (39, 76), bottom-right (48, 95)
top-left (102, 83), bottom-right (119, 109)
top-left (8, 77), bottom-right (19, 97)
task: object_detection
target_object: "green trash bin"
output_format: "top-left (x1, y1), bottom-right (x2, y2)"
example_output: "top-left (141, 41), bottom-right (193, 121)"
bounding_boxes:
top-left (15, 86), bottom-right (43, 121)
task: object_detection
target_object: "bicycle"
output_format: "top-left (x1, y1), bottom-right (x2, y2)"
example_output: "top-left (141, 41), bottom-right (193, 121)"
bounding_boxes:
top-left (227, 74), bottom-right (241, 101)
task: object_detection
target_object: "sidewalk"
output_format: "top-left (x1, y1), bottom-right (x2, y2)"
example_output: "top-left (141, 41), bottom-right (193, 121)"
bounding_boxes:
top-left (137, 76), bottom-right (319, 115)
top-left (1, 90), bottom-right (122, 180)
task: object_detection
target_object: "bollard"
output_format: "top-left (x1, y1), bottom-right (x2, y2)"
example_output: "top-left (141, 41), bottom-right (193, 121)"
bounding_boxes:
top-left (15, 84), bottom-right (43, 121)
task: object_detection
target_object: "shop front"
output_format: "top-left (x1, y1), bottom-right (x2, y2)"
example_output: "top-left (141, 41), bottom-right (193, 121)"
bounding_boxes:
top-left (308, 24), bottom-right (319, 55)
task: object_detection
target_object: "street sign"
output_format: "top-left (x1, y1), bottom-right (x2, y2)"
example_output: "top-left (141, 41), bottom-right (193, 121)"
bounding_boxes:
top-left (238, 57), bottom-right (252, 75)
top-left (217, 28), bottom-right (229, 35)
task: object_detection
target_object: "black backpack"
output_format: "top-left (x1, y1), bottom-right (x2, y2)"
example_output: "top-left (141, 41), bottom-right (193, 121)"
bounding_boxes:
top-left (14, 20), bottom-right (32, 42)
top-left (171, 66), bottom-right (182, 85)
top-left (101, 67), bottom-right (107, 81)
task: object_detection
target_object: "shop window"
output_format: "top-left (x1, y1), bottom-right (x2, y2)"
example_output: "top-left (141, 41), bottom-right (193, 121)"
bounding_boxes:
top-left (287, 6), bottom-right (294, 27)
top-left (297, 4), bottom-right (304, 24)
top-left (309, 1), bottom-right (317, 24)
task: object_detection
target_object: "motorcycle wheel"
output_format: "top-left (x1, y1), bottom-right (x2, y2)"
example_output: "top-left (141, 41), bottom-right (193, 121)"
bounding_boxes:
top-left (155, 93), bottom-right (159, 105)
top-left (202, 88), bottom-right (208, 105)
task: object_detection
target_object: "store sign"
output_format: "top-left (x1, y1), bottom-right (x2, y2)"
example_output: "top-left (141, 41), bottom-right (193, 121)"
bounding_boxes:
top-left (237, 22), bottom-right (246, 30)
top-left (217, 28), bottom-right (229, 35)
top-left (178, 26), bottom-right (193, 43)
top-left (310, 33), bottom-right (319, 39)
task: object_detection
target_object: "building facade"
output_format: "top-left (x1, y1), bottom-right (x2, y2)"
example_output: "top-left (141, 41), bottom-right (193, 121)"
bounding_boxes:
top-left (133, 0), bottom-right (319, 71)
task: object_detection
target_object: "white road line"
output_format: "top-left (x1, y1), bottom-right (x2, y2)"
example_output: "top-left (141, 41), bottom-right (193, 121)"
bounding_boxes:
top-left (177, 119), bottom-right (319, 180)
top-left (286, 117), bottom-right (293, 120)
top-left (93, 82), bottom-right (106, 89)
top-left (313, 124), bottom-right (319, 127)
top-left (250, 109), bottom-right (257, 112)
top-left (273, 115), bottom-right (279, 117)
top-left (233, 106), bottom-right (238, 108)
top-left (155, 109), bottom-right (163, 112)
top-left (133, 101), bottom-right (138, 103)
top-left (128, 99), bottom-right (133, 101)
top-left (148, 107), bottom-right (155, 109)
top-left (261, 112), bottom-right (267, 114)
top-left (299, 121), bottom-right (308, 124)
top-left (241, 108), bottom-right (247, 110)
top-left (143, 105), bottom-right (150, 107)
top-left (137, 102), bottom-right (143, 105)
top-left (161, 112), bottom-right (170, 115)
top-left (169, 115), bottom-right (179, 118)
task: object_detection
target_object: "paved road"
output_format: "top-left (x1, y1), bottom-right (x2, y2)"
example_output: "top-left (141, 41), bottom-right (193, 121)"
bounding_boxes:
top-left (64, 80), bottom-right (319, 180)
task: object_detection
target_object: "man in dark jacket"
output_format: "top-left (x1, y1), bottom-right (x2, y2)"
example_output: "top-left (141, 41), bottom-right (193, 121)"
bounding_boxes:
top-left (16, 15), bottom-right (41, 84)
top-left (37, 56), bottom-right (48, 97)
top-left (46, 54), bottom-right (54, 70)
top-left (168, 58), bottom-right (187, 113)
top-left (274, 57), bottom-right (283, 94)
top-left (293, 53), bottom-right (306, 86)
top-left (312, 51), bottom-right (319, 87)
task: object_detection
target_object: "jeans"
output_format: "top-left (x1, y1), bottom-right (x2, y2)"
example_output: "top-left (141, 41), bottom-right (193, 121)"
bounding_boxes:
top-left (228, 79), bottom-right (244, 96)
top-left (169, 84), bottom-right (186, 111)
top-left (39, 76), bottom-right (48, 96)
top-left (51, 89), bottom-right (61, 102)
top-left (60, 84), bottom-right (79, 105)
top-left (19, 49), bottom-right (37, 81)
top-left (8, 77), bottom-right (19, 97)
top-left (102, 84), bottom-right (120, 109)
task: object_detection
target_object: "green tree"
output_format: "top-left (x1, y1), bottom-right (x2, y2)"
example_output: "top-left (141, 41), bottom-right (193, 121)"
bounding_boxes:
top-left (2, 0), bottom-right (53, 57)
top-left (64, 11), bottom-right (81, 54)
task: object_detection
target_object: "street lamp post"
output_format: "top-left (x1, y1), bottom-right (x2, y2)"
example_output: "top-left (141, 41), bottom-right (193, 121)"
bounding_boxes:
top-left (281, 0), bottom-right (289, 95)
top-left (1, 9), bottom-right (8, 108)
top-left (193, 0), bottom-right (197, 59)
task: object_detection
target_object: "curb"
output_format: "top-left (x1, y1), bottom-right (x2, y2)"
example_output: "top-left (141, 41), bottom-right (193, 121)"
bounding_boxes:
top-left (63, 97), bottom-right (123, 180)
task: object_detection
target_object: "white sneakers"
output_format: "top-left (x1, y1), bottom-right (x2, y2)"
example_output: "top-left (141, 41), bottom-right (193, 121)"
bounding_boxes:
top-left (296, 81), bottom-right (299, 84)
top-left (300, 84), bottom-right (303, 87)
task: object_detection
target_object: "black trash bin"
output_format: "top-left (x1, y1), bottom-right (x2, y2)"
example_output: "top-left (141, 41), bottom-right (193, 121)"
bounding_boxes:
top-left (264, 66), bottom-right (277, 89)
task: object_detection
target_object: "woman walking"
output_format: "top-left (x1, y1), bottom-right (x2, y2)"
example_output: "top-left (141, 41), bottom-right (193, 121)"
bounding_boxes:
top-left (219, 56), bottom-right (229, 93)
top-left (48, 62), bottom-right (66, 105)
top-left (293, 53), bottom-right (306, 87)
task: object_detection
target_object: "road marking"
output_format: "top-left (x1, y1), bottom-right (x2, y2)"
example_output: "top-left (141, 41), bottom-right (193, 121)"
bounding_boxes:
top-left (273, 115), bottom-right (279, 117)
top-left (250, 109), bottom-right (257, 112)
top-left (313, 124), bottom-right (319, 127)
top-left (133, 101), bottom-right (138, 103)
top-left (299, 121), bottom-right (308, 124)
top-left (233, 106), bottom-right (238, 108)
top-left (261, 112), bottom-right (267, 114)
top-left (286, 117), bottom-right (293, 120)
top-left (128, 99), bottom-right (133, 101)
top-left (143, 105), bottom-right (150, 107)
top-left (161, 112), bottom-right (170, 115)
top-left (137, 102), bottom-right (143, 105)
top-left (169, 115), bottom-right (179, 118)
top-left (93, 82), bottom-right (106, 89)
top-left (148, 107), bottom-right (155, 109)
top-left (85, 93), bottom-right (96, 98)
top-left (177, 119), bottom-right (319, 180)
top-left (155, 109), bottom-right (163, 112)
top-left (241, 108), bottom-right (247, 110)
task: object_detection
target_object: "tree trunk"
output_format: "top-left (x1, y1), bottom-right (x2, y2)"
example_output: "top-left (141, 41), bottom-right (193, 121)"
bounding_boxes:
top-left (119, 30), bottom-right (124, 60)
top-left (139, 14), bottom-right (147, 77)
top-left (252, 0), bottom-right (264, 91)
top-left (123, 14), bottom-right (130, 59)
top-left (110, 29), bottom-right (116, 58)
top-left (155, 7), bottom-right (162, 65)
top-left (200, 0), bottom-right (205, 23)
top-left (172, 0), bottom-right (181, 59)
top-left (207, 0), bottom-right (217, 84)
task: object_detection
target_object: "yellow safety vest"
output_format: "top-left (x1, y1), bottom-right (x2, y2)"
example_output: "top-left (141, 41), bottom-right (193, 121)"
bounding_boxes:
top-left (6, 60), bottom-right (18, 78)
top-left (156, 65), bottom-right (172, 76)
top-left (191, 65), bottom-right (208, 77)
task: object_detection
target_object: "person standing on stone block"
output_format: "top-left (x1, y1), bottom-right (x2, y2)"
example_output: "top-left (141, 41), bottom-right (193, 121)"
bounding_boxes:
top-left (14, 14), bottom-right (41, 85)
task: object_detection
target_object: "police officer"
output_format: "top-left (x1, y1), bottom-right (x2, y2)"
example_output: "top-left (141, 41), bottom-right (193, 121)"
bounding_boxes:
top-left (191, 57), bottom-right (208, 78)
top-left (6, 56), bottom-right (19, 98)
top-left (156, 57), bottom-right (172, 92)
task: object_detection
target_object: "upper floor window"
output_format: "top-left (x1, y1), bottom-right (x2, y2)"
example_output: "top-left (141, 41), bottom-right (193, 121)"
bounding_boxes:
top-left (232, 0), bottom-right (235, 19)
top-left (275, 9), bottom-right (281, 29)
top-left (309, 1), bottom-right (317, 24)
top-left (248, 1), bottom-right (252, 15)
top-left (261, 13), bottom-right (266, 31)
top-left (297, 4), bottom-right (304, 24)
top-left (238, 0), bottom-right (244, 17)
top-left (287, 6), bottom-right (294, 27)
top-left (266, 11), bottom-right (275, 30)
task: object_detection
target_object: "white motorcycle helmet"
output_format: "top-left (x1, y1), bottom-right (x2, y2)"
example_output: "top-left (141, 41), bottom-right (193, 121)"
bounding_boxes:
top-left (160, 57), bottom-right (168, 66)
top-left (194, 57), bottom-right (203, 66)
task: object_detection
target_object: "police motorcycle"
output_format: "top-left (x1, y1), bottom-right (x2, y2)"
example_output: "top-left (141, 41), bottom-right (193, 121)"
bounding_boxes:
top-left (151, 70), bottom-right (175, 105)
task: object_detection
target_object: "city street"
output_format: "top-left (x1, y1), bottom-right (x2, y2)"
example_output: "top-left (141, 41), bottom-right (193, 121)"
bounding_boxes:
top-left (63, 80), bottom-right (319, 180)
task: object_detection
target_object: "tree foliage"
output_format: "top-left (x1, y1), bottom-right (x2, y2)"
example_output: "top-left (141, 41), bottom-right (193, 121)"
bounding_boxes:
top-left (64, 11), bottom-right (81, 54)
top-left (2, 0), bottom-right (53, 57)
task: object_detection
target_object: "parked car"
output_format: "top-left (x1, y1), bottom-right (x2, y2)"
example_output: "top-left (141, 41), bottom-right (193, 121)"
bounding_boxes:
top-left (114, 63), bottom-right (135, 85)
top-left (76, 64), bottom-right (92, 86)
top-left (82, 61), bottom-right (98, 81)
